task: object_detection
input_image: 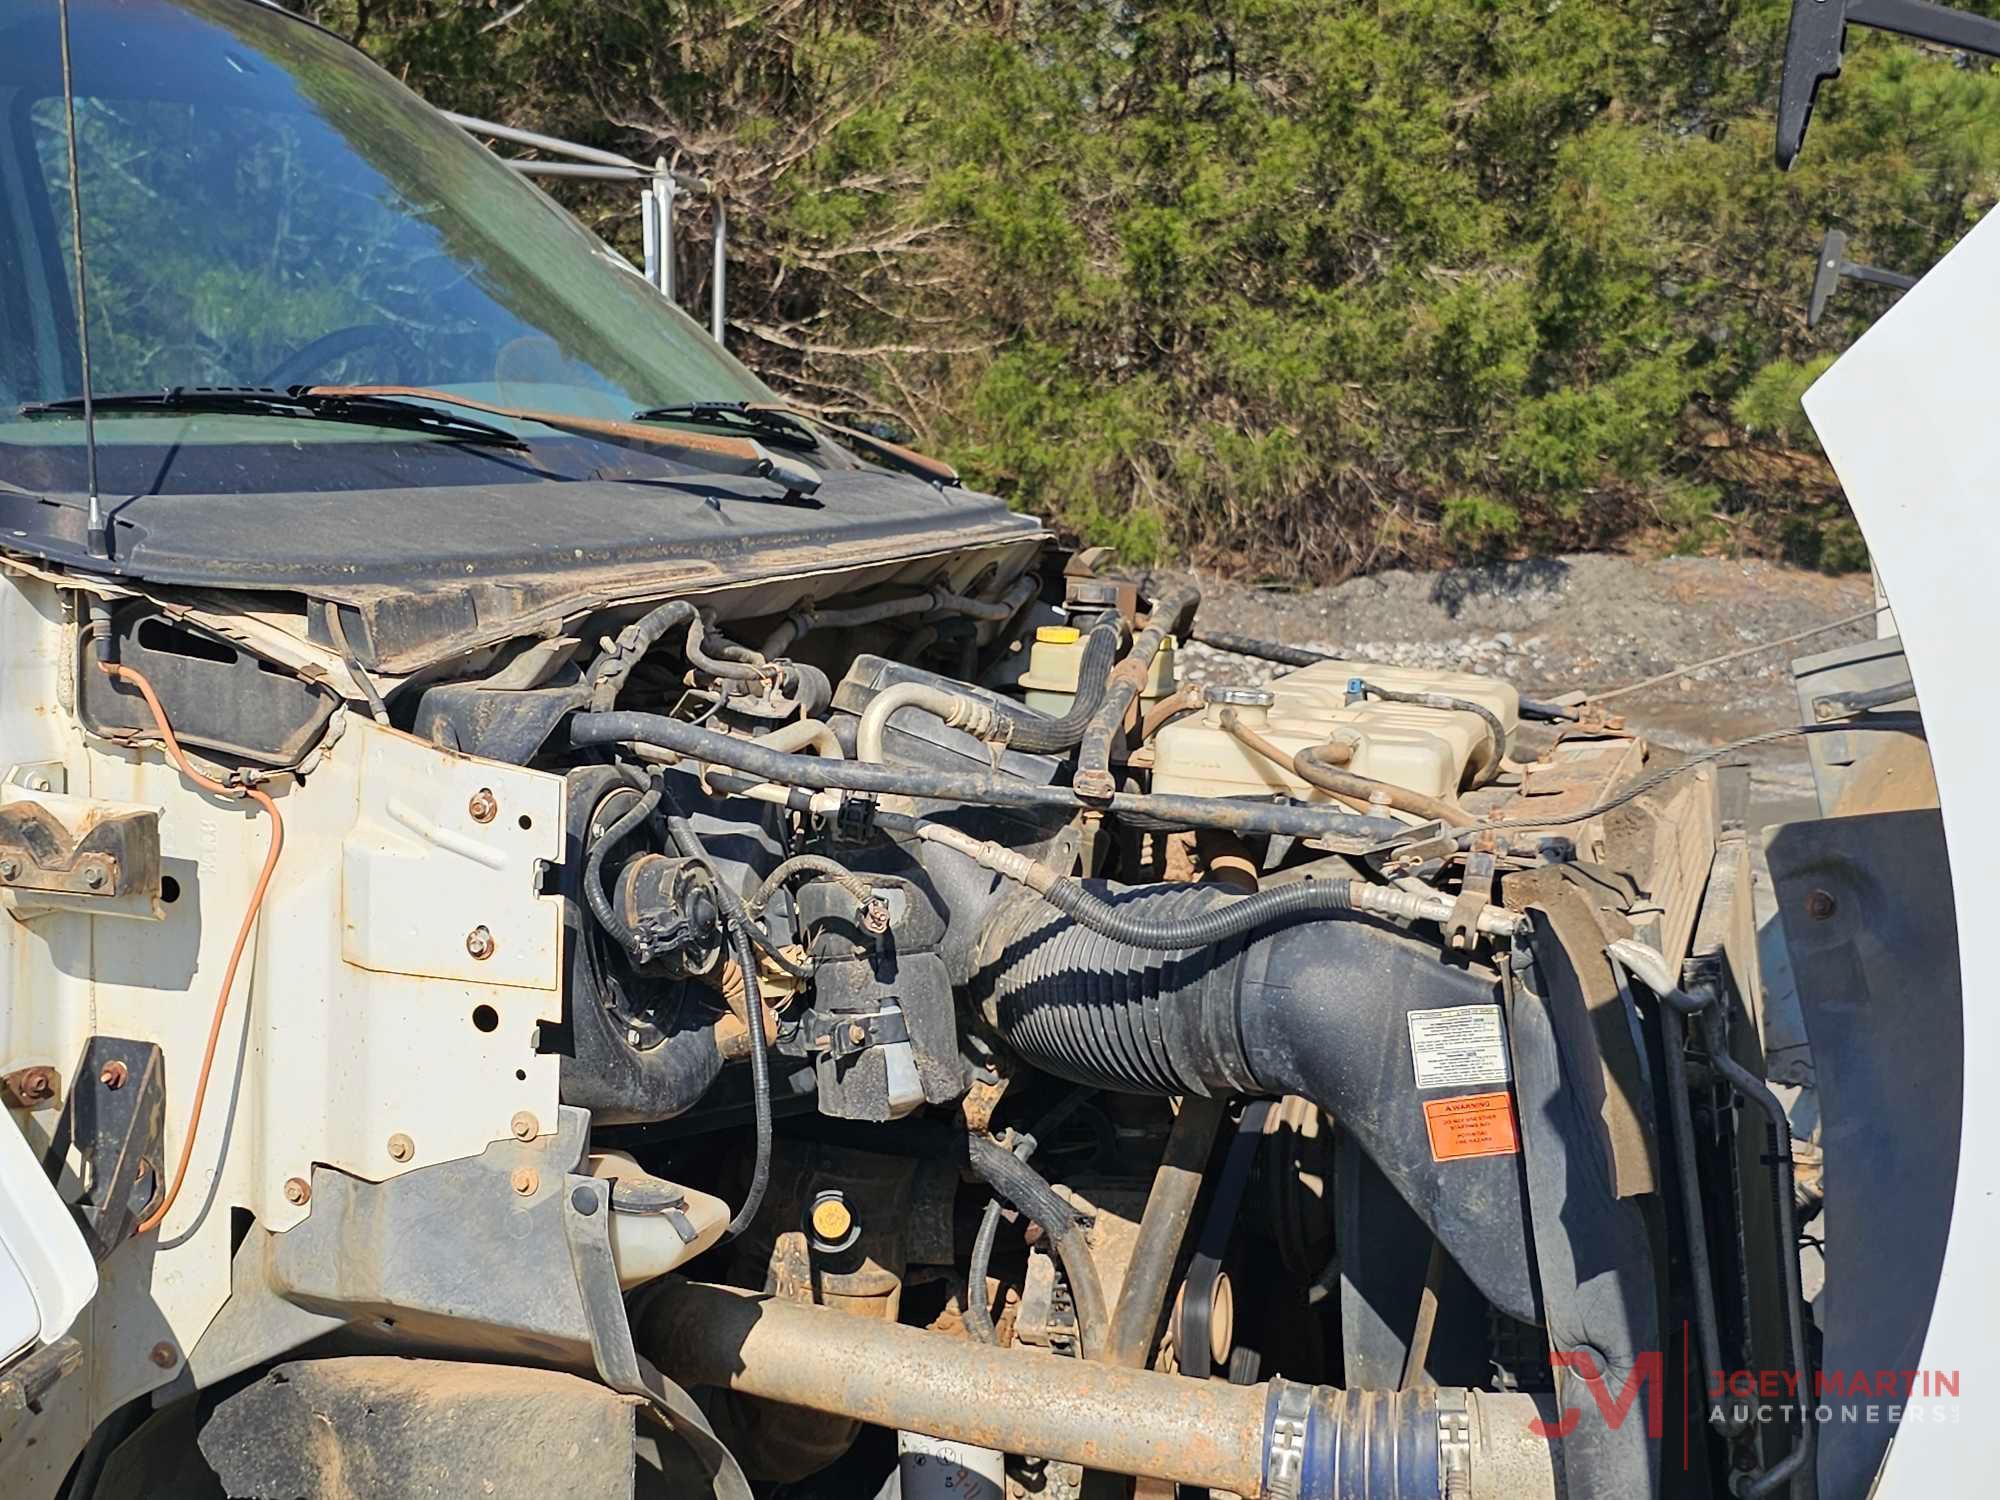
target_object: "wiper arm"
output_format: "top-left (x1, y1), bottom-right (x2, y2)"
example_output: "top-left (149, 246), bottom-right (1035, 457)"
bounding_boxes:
top-left (636, 399), bottom-right (960, 487)
top-left (310, 385), bottom-right (822, 497)
top-left (19, 386), bottom-right (530, 448)
top-left (632, 401), bottom-right (819, 448)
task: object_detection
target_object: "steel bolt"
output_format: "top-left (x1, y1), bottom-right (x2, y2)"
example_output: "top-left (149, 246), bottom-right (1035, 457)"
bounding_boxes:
top-left (466, 925), bottom-right (495, 960)
top-left (847, 1022), bottom-right (867, 1046)
top-left (1805, 889), bottom-right (1837, 921)
top-left (387, 1132), bottom-right (415, 1163)
top-left (0, 858), bottom-right (18, 881)
top-left (26, 775), bottom-right (49, 793)
top-left (149, 1342), bottom-right (177, 1369)
top-left (510, 1110), bottom-right (539, 1141)
top-left (468, 788), bottom-right (499, 824)
top-left (860, 896), bottom-right (892, 936)
top-left (99, 1060), bottom-right (128, 1090)
top-left (81, 863), bottom-right (106, 890)
top-left (283, 1177), bottom-right (311, 1206)
top-left (511, 1167), bottom-right (540, 1197)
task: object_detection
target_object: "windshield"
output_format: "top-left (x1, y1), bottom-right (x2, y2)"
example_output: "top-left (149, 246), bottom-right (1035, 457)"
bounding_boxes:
top-left (0, 0), bottom-right (778, 494)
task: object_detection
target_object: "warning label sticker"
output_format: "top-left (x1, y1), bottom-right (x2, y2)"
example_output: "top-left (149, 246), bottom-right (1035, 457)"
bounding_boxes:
top-left (1406, 1005), bottom-right (1511, 1090)
top-left (1423, 1092), bottom-right (1520, 1161)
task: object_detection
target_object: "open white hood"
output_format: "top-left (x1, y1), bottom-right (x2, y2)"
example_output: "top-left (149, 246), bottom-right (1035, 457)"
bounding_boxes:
top-left (1804, 203), bottom-right (2000, 1494)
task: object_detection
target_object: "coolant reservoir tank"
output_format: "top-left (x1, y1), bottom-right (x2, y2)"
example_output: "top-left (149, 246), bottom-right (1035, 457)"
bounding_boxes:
top-left (1151, 659), bottom-right (1518, 802)
top-left (588, 1152), bottom-right (730, 1287)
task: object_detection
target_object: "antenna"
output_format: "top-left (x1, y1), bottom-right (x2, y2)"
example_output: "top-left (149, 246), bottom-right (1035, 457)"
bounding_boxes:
top-left (56, 0), bottom-right (107, 559)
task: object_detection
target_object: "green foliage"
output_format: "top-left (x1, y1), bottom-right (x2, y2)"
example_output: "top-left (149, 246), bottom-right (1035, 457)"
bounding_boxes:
top-left (286, 0), bottom-right (2000, 576)
top-left (1733, 355), bottom-right (1841, 448)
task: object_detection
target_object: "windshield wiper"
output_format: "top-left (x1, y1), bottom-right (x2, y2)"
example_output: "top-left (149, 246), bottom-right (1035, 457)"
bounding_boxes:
top-left (635, 400), bottom-right (960, 487)
top-left (631, 401), bottom-right (820, 449)
top-left (308, 385), bottom-right (822, 496)
top-left (19, 386), bottom-right (531, 449)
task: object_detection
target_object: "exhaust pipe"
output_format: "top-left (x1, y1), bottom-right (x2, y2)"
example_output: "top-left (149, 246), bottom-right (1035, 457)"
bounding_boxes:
top-left (635, 1280), bottom-right (1558, 1498)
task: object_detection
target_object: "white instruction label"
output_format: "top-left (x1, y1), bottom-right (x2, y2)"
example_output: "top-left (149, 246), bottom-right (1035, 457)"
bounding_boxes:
top-left (1407, 1005), bottom-right (1511, 1090)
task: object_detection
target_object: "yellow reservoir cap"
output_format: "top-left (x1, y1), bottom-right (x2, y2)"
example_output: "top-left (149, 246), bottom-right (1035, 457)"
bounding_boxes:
top-left (810, 1196), bottom-right (854, 1240)
top-left (1035, 625), bottom-right (1081, 645)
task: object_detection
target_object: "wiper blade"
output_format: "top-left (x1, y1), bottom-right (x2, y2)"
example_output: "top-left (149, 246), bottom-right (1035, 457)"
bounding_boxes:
top-left (310, 385), bottom-right (822, 496)
top-left (637, 399), bottom-right (959, 487)
top-left (19, 386), bottom-right (530, 448)
top-left (632, 401), bottom-right (819, 447)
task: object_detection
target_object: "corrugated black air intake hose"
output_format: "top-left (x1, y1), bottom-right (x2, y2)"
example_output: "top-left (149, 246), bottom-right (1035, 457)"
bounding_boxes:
top-left (973, 882), bottom-right (1540, 1323)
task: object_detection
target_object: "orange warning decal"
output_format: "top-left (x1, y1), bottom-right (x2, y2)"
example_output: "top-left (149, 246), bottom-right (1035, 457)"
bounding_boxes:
top-left (1423, 1091), bottom-right (1520, 1161)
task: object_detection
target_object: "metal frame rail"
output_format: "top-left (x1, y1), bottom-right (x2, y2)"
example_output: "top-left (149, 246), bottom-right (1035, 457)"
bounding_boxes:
top-left (444, 112), bottom-right (727, 346)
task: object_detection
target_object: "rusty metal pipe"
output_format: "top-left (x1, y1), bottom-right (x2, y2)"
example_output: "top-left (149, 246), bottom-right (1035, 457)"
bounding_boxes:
top-left (633, 1281), bottom-right (1562, 1497)
top-left (635, 1280), bottom-right (1268, 1491)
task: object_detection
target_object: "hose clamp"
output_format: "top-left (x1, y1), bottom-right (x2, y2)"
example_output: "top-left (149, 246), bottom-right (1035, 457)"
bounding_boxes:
top-left (1264, 1378), bottom-right (1313, 1500)
top-left (1437, 1388), bottom-right (1472, 1500)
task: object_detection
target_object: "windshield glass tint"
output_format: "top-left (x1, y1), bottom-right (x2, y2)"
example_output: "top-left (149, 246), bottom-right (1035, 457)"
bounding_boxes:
top-left (0, 0), bottom-right (769, 486)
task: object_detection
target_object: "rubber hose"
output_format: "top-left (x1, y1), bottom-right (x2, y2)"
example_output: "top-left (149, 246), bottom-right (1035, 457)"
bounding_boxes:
top-left (964, 1133), bottom-right (1110, 1362)
top-left (1008, 615), bottom-right (1125, 754)
top-left (570, 712), bottom-right (1407, 846)
top-left (965, 1196), bottom-right (1004, 1345)
top-left (584, 781), bottom-right (663, 957)
top-left (665, 816), bottom-right (774, 1239)
top-left (688, 612), bottom-right (769, 683)
top-left (1191, 629), bottom-right (1330, 668)
top-left (1358, 681), bottom-right (1507, 788)
top-left (1038, 871), bottom-right (1356, 950)
top-left (720, 914), bottom-right (772, 1240)
top-left (748, 854), bottom-right (878, 916)
top-left (587, 599), bottom-right (696, 711)
top-left (1293, 743), bottom-right (1477, 828)
top-left (1073, 575), bottom-right (1200, 799)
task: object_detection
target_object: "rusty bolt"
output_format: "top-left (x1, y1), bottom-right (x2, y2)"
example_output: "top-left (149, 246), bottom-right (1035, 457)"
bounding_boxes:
top-left (510, 1110), bottom-right (539, 1141)
top-left (468, 788), bottom-right (499, 824)
top-left (860, 896), bottom-right (892, 936)
top-left (283, 1177), bottom-right (310, 1206)
top-left (99, 1060), bottom-right (128, 1090)
top-left (82, 863), bottom-right (107, 890)
top-left (7, 1066), bottom-right (57, 1104)
top-left (387, 1132), bottom-right (415, 1163)
top-left (0, 858), bottom-right (18, 881)
top-left (847, 1022), bottom-right (867, 1047)
top-left (149, 1342), bottom-right (177, 1369)
top-left (511, 1167), bottom-right (540, 1197)
top-left (1805, 889), bottom-right (1837, 921)
top-left (466, 925), bottom-right (495, 960)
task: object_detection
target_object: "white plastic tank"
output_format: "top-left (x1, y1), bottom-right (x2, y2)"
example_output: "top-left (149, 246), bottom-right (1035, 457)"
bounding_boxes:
top-left (1151, 659), bottom-right (1518, 802)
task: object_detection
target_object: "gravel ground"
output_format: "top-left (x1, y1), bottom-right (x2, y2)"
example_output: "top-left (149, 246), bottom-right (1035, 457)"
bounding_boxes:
top-left (1178, 553), bottom-right (1882, 814)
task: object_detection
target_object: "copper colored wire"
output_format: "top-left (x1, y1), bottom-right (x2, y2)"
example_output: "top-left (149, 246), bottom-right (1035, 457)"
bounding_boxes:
top-left (98, 660), bottom-right (285, 1237)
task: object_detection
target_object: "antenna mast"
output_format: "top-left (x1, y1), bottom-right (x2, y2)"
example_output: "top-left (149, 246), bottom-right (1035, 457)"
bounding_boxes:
top-left (56, 0), bottom-right (107, 559)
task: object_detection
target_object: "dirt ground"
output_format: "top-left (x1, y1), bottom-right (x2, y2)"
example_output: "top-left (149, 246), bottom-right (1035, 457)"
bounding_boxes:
top-left (1177, 553), bottom-right (1881, 815)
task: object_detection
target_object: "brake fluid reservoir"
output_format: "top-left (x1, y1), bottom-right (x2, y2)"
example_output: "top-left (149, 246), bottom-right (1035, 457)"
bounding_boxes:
top-left (1151, 659), bottom-right (1517, 803)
